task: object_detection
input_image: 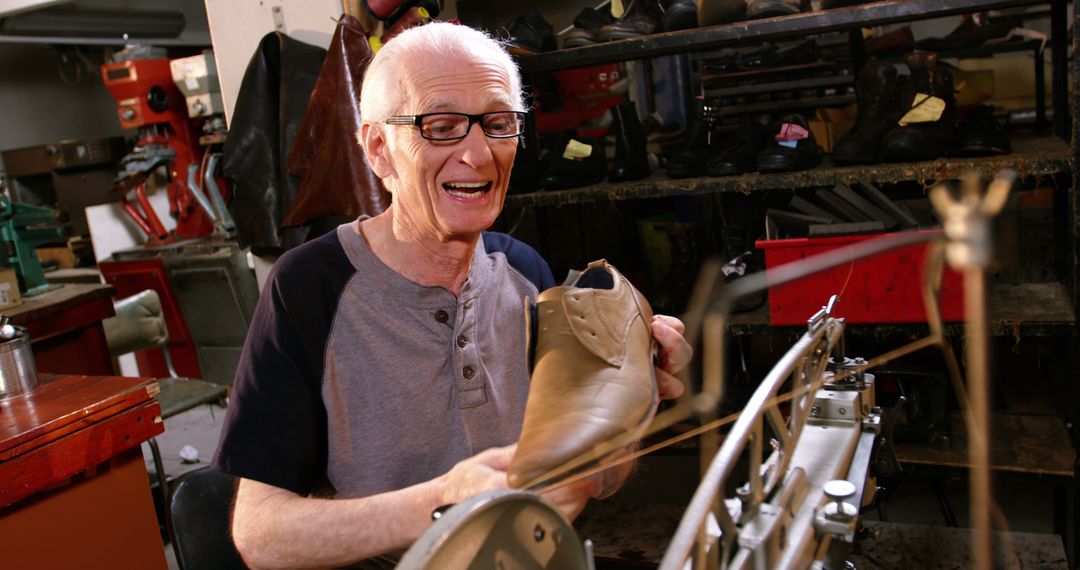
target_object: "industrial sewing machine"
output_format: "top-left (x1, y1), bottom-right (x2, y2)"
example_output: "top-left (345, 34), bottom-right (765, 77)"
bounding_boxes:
top-left (398, 298), bottom-right (884, 570)
top-left (397, 173), bottom-right (1010, 570)
top-left (97, 43), bottom-right (254, 386)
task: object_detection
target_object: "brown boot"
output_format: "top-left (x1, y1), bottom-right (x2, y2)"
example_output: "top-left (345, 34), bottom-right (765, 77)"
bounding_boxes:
top-left (508, 260), bottom-right (658, 490)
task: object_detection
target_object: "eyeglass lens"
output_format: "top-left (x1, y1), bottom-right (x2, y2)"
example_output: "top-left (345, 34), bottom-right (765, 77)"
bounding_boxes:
top-left (420, 113), bottom-right (523, 140)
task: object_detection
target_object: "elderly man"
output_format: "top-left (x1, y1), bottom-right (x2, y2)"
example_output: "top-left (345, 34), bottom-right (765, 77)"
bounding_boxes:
top-left (212, 22), bottom-right (691, 568)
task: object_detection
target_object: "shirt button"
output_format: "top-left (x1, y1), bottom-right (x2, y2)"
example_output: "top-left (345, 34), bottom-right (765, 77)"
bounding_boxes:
top-left (435, 310), bottom-right (449, 323)
top-left (463, 366), bottom-right (475, 379)
top-left (456, 335), bottom-right (467, 348)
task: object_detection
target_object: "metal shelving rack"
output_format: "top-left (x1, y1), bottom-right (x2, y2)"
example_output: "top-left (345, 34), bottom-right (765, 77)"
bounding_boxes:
top-left (510, 0), bottom-right (1079, 563)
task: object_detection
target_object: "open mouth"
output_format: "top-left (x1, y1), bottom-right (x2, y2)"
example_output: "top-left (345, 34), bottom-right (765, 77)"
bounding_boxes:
top-left (442, 181), bottom-right (493, 198)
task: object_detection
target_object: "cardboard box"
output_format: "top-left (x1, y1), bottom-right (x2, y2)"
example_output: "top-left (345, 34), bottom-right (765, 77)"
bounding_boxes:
top-left (0, 268), bottom-right (22, 309)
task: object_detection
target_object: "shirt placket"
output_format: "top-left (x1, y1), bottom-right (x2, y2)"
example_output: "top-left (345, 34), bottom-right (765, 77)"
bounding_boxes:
top-left (451, 297), bottom-right (487, 408)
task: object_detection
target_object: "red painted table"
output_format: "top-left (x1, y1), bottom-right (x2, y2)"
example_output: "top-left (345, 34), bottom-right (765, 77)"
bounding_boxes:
top-left (0, 374), bottom-right (166, 569)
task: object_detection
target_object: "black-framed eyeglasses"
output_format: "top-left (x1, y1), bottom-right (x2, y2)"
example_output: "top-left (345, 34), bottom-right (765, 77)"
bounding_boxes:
top-left (385, 111), bottom-right (527, 141)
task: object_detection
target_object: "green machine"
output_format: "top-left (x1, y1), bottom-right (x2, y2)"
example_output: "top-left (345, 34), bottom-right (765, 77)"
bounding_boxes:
top-left (0, 195), bottom-right (64, 296)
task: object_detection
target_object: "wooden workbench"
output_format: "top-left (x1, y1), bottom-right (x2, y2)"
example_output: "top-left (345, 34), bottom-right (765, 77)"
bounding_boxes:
top-left (0, 373), bottom-right (166, 569)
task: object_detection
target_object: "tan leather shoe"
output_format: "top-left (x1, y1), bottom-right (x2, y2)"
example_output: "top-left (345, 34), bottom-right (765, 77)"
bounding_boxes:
top-left (508, 259), bottom-right (658, 490)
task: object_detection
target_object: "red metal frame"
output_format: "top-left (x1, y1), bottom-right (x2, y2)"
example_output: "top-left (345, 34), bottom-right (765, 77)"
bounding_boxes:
top-left (98, 258), bottom-right (201, 379)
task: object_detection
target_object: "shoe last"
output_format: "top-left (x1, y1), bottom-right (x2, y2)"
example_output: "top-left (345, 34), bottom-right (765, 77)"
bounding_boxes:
top-left (508, 260), bottom-right (658, 489)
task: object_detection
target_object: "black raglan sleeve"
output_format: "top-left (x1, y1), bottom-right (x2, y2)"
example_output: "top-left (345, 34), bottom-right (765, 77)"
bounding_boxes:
top-left (211, 231), bottom-right (355, 495)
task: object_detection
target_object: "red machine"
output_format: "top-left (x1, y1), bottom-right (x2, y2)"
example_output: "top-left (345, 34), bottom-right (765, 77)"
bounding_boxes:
top-left (99, 47), bottom-right (244, 384)
top-left (101, 53), bottom-right (226, 241)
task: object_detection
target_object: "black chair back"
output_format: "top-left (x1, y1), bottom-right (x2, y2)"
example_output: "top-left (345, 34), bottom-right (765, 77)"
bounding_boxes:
top-left (169, 467), bottom-right (247, 570)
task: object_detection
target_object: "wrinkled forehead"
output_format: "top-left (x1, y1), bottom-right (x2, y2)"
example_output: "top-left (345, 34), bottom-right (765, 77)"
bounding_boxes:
top-left (397, 49), bottom-right (516, 111)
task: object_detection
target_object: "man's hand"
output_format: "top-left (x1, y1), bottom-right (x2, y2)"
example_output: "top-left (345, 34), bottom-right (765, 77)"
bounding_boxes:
top-left (440, 444), bottom-right (596, 521)
top-left (652, 314), bottom-right (692, 400)
top-left (438, 444), bottom-right (516, 506)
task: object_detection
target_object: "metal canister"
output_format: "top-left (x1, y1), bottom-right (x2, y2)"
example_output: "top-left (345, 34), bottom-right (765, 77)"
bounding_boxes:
top-left (0, 326), bottom-right (37, 400)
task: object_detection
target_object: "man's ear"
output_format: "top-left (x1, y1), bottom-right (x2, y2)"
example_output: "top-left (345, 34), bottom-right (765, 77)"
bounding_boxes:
top-left (359, 123), bottom-right (396, 180)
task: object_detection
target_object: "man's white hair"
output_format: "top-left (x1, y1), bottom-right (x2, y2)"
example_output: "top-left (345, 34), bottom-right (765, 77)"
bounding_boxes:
top-left (360, 22), bottom-right (525, 124)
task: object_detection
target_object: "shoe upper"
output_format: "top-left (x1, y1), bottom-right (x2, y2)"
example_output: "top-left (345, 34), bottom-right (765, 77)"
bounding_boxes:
top-left (508, 260), bottom-right (658, 490)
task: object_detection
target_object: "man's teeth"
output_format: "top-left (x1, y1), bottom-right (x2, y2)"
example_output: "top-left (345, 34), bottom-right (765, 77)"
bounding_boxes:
top-left (443, 181), bottom-right (491, 197)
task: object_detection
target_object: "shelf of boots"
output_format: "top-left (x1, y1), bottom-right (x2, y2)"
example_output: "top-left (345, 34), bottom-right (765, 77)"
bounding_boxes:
top-left (517, 0), bottom-right (1053, 73)
top-left (725, 281), bottom-right (1075, 336)
top-left (503, 135), bottom-right (1070, 208)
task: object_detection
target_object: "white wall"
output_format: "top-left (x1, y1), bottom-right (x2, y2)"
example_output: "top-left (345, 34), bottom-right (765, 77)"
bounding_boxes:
top-left (203, 0), bottom-right (342, 125)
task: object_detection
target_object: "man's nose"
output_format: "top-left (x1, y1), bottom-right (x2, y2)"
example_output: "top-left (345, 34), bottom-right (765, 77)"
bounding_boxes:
top-left (458, 122), bottom-right (495, 166)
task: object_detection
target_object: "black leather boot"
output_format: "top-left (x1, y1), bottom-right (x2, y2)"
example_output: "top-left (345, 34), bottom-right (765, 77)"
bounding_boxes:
top-left (698, 0), bottom-right (746, 26)
top-left (756, 114), bottom-right (821, 172)
top-left (609, 101), bottom-right (650, 182)
top-left (953, 105), bottom-right (1011, 157)
top-left (667, 98), bottom-right (723, 179)
top-left (563, 7), bottom-right (613, 48)
top-left (503, 10), bottom-right (556, 55)
top-left (707, 114), bottom-right (776, 175)
top-left (831, 63), bottom-right (903, 165)
top-left (663, 0), bottom-right (699, 31)
top-left (598, 0), bottom-right (664, 41)
top-left (538, 137), bottom-right (608, 191)
top-left (882, 52), bottom-right (957, 162)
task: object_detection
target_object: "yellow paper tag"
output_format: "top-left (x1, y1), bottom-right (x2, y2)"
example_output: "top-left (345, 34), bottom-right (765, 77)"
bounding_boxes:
top-left (898, 93), bottom-right (946, 126)
top-left (563, 139), bottom-right (593, 160)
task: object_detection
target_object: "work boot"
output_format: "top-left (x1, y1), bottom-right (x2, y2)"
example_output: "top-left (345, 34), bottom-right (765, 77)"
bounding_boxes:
top-left (503, 10), bottom-right (556, 55)
top-left (538, 137), bottom-right (608, 191)
top-left (706, 114), bottom-right (776, 175)
top-left (563, 7), bottom-right (613, 48)
top-left (831, 63), bottom-right (903, 165)
top-left (508, 260), bottom-right (658, 490)
top-left (663, 0), bottom-right (699, 31)
top-left (698, 0), bottom-right (746, 26)
top-left (882, 52), bottom-right (957, 162)
top-left (598, 0), bottom-right (664, 41)
top-left (666, 98), bottom-right (723, 178)
top-left (746, 0), bottom-right (808, 20)
top-left (953, 105), bottom-right (1011, 157)
top-left (756, 114), bottom-right (821, 172)
top-left (609, 101), bottom-right (650, 182)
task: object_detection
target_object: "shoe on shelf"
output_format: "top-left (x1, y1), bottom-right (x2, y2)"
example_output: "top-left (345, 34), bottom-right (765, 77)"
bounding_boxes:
top-left (609, 101), bottom-right (651, 182)
top-left (952, 105), bottom-right (1011, 157)
top-left (664, 0), bottom-right (699, 31)
top-left (882, 52), bottom-right (957, 162)
top-left (538, 137), bottom-right (608, 191)
top-left (666, 98), bottom-right (723, 179)
top-left (598, 0), bottom-right (664, 41)
top-left (698, 0), bottom-right (746, 26)
top-left (864, 25), bottom-right (914, 58)
top-left (756, 114), bottom-right (821, 172)
top-left (745, 0), bottom-right (808, 20)
top-left (914, 12), bottom-right (1022, 52)
top-left (563, 7), bottom-right (613, 48)
top-left (707, 114), bottom-right (777, 176)
top-left (503, 10), bottom-right (556, 55)
top-left (508, 259), bottom-right (658, 490)
top-left (831, 63), bottom-right (904, 165)
top-left (736, 39), bottom-right (819, 69)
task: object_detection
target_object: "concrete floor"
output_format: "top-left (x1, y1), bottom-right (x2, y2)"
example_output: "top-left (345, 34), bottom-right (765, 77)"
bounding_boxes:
top-left (148, 406), bottom-right (1069, 569)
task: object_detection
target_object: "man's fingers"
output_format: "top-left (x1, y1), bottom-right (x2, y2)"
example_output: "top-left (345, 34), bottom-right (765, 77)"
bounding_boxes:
top-left (651, 319), bottom-right (693, 374)
top-left (655, 367), bottom-right (685, 400)
top-left (652, 314), bottom-right (686, 335)
top-left (477, 444), bottom-right (517, 470)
